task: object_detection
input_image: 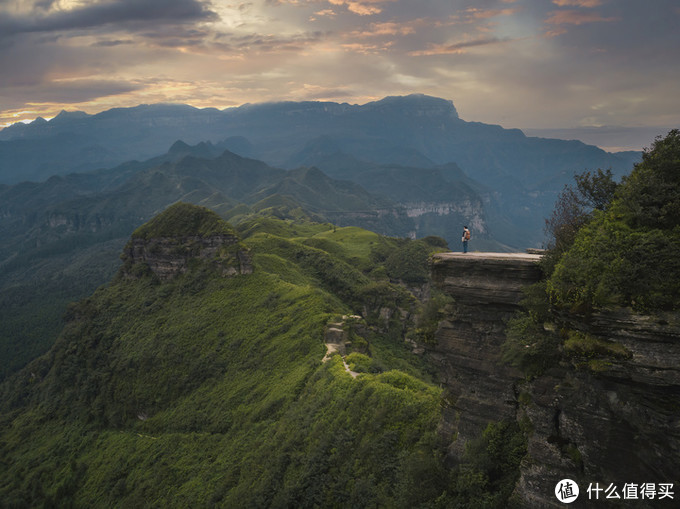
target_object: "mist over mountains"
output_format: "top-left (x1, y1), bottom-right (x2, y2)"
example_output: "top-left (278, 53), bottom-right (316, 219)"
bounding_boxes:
top-left (1, 91), bottom-right (677, 507)
top-left (0, 94), bottom-right (641, 247)
top-left (0, 94), bottom-right (646, 379)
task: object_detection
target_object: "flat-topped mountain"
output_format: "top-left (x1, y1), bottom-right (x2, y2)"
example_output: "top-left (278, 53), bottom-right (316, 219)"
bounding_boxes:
top-left (0, 93), bottom-right (638, 187)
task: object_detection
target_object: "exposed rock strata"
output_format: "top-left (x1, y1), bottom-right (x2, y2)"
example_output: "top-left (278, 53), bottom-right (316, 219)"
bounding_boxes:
top-left (430, 252), bottom-right (542, 457)
top-left (517, 310), bottom-right (680, 508)
top-left (430, 252), bottom-right (680, 508)
top-left (123, 234), bottom-right (252, 280)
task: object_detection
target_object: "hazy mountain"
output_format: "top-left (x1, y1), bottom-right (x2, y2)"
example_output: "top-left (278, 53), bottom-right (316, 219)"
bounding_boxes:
top-left (0, 145), bottom-right (420, 379)
top-left (0, 94), bottom-right (640, 247)
top-left (0, 94), bottom-right (639, 184)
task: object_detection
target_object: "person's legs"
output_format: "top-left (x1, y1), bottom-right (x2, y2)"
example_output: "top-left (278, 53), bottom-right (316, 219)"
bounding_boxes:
top-left (463, 240), bottom-right (468, 253)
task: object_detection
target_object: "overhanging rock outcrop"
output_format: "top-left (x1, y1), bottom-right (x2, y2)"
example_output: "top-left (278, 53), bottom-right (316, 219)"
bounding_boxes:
top-left (432, 252), bottom-right (543, 306)
top-left (430, 252), bottom-right (543, 457)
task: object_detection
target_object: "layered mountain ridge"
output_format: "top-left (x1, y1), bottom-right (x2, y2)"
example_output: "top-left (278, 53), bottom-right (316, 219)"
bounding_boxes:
top-left (0, 204), bottom-right (461, 507)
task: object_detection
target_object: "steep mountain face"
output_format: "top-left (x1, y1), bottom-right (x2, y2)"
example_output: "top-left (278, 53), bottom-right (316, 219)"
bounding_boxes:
top-left (517, 309), bottom-right (680, 507)
top-left (286, 140), bottom-right (494, 248)
top-left (430, 253), bottom-right (543, 457)
top-left (121, 203), bottom-right (253, 280)
top-left (431, 253), bottom-right (680, 507)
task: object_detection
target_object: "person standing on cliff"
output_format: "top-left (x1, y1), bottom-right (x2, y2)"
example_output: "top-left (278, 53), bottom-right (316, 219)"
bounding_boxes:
top-left (462, 226), bottom-right (471, 253)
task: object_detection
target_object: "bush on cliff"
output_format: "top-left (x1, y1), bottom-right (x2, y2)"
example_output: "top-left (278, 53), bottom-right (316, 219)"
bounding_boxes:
top-left (548, 130), bottom-right (680, 313)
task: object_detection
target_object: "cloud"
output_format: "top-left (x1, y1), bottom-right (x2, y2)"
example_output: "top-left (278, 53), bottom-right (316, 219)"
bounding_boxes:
top-left (462, 7), bottom-right (519, 20)
top-left (328, 0), bottom-right (397, 16)
top-left (1, 0), bottom-right (679, 134)
top-left (0, 0), bottom-right (218, 40)
top-left (545, 10), bottom-right (618, 26)
top-left (90, 39), bottom-right (136, 47)
top-left (552, 0), bottom-right (602, 7)
top-left (408, 37), bottom-right (510, 57)
top-left (0, 78), bottom-right (143, 105)
top-left (349, 21), bottom-right (416, 38)
top-left (309, 9), bottom-right (336, 21)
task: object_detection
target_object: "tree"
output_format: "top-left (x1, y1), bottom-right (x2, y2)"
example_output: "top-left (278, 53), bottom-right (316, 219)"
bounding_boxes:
top-left (616, 129), bottom-right (680, 229)
top-left (547, 130), bottom-right (680, 312)
top-left (574, 168), bottom-right (618, 211)
top-left (543, 169), bottom-right (619, 274)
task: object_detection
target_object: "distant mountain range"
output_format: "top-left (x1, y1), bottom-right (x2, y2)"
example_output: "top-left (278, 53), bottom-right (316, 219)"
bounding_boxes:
top-left (0, 143), bottom-right (444, 379)
top-left (0, 94), bottom-right (639, 183)
top-left (0, 94), bottom-right (642, 246)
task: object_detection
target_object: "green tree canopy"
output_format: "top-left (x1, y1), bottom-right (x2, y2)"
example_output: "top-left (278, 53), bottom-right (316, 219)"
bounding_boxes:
top-left (548, 130), bottom-right (680, 313)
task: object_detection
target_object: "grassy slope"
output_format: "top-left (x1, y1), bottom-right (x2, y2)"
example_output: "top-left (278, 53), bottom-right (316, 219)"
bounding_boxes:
top-left (0, 216), bottom-right (450, 507)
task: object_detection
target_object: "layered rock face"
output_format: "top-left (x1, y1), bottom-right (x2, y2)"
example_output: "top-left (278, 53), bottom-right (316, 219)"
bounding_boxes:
top-left (431, 252), bottom-right (680, 507)
top-left (430, 252), bottom-right (542, 457)
top-left (518, 310), bottom-right (680, 508)
top-left (123, 233), bottom-right (252, 280)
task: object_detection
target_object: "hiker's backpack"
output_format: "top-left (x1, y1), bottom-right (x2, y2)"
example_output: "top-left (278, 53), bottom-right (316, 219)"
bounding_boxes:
top-left (464, 230), bottom-right (471, 240)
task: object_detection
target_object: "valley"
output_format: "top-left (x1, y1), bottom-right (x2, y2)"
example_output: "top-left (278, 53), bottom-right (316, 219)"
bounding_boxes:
top-left (0, 97), bottom-right (676, 508)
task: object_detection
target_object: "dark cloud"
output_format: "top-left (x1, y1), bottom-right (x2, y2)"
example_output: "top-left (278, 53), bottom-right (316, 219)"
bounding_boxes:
top-left (228, 30), bottom-right (328, 52)
top-left (91, 39), bottom-right (136, 47)
top-left (408, 36), bottom-right (511, 56)
top-left (0, 78), bottom-right (143, 104)
top-left (0, 0), bottom-right (218, 39)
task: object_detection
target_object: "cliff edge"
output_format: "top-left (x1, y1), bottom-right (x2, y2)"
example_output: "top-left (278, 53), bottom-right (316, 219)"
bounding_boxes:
top-left (430, 252), bottom-right (542, 459)
top-left (431, 251), bottom-right (680, 507)
top-left (121, 202), bottom-right (252, 280)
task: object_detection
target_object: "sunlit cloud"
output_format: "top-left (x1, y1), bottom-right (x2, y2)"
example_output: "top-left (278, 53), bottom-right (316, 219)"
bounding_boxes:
top-left (309, 9), bottom-right (336, 21)
top-left (328, 0), bottom-right (397, 16)
top-left (552, 0), bottom-right (602, 7)
top-left (408, 37), bottom-right (510, 57)
top-left (349, 21), bottom-right (416, 38)
top-left (463, 7), bottom-right (519, 20)
top-left (545, 10), bottom-right (618, 26)
top-left (543, 7), bottom-right (618, 37)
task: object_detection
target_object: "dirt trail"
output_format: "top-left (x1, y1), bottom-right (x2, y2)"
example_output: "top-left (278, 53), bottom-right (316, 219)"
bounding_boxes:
top-left (323, 318), bottom-right (360, 378)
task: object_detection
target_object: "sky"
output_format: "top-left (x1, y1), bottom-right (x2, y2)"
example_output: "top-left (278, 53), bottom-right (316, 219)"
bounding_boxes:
top-left (1, 0), bottom-right (678, 150)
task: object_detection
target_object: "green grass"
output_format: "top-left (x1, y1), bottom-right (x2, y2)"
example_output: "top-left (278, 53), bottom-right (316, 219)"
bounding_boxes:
top-left (132, 202), bottom-right (237, 239)
top-left (564, 330), bottom-right (631, 360)
top-left (0, 214), bottom-right (463, 507)
top-left (311, 226), bottom-right (385, 262)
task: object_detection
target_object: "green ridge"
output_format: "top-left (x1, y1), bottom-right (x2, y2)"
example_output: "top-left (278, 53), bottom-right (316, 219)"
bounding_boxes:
top-left (131, 202), bottom-right (237, 240)
top-left (0, 213), bottom-right (467, 507)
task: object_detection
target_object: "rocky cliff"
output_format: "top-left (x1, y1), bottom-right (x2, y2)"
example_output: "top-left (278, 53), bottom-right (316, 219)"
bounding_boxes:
top-left (123, 234), bottom-right (252, 280)
top-left (120, 202), bottom-right (253, 280)
top-left (430, 252), bottom-right (542, 458)
top-left (517, 309), bottom-right (680, 508)
top-left (430, 252), bottom-right (680, 507)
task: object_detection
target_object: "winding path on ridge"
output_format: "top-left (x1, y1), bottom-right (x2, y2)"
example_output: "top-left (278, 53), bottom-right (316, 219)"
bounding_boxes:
top-left (323, 319), bottom-right (359, 378)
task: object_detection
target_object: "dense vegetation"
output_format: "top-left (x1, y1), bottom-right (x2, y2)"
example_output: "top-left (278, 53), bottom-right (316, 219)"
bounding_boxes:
top-left (504, 130), bottom-right (680, 377)
top-left (548, 129), bottom-right (680, 313)
top-left (131, 202), bottom-right (238, 239)
top-left (0, 203), bottom-right (526, 507)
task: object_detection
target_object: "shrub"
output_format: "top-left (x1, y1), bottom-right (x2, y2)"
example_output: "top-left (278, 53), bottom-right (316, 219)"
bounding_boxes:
top-left (547, 130), bottom-right (680, 313)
